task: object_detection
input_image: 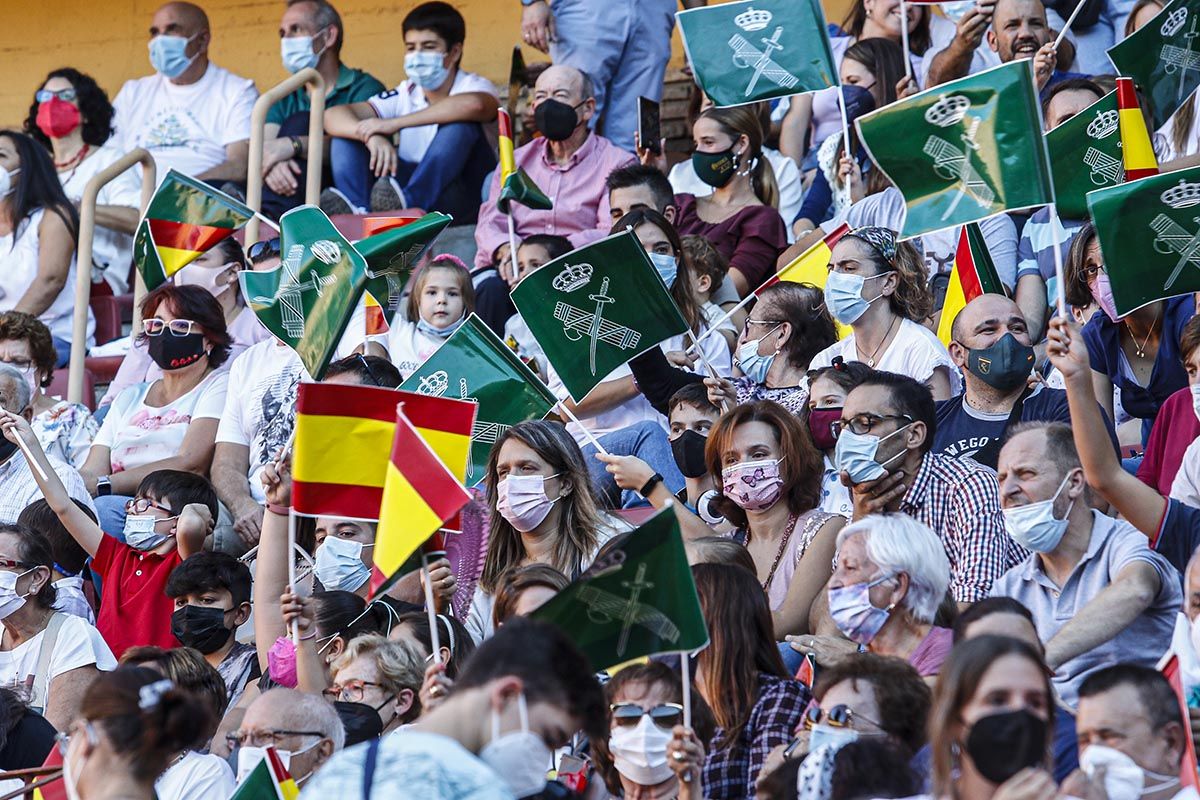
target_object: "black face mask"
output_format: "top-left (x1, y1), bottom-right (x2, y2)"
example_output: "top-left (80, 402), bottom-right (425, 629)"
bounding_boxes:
top-left (670, 429), bottom-right (709, 479)
top-left (535, 99), bottom-right (582, 141)
top-left (0, 437), bottom-right (17, 465)
top-left (334, 700), bottom-right (385, 746)
top-left (147, 331), bottom-right (207, 371)
top-left (170, 605), bottom-right (233, 654)
top-left (965, 709), bottom-right (1047, 784)
top-left (964, 332), bottom-right (1036, 392)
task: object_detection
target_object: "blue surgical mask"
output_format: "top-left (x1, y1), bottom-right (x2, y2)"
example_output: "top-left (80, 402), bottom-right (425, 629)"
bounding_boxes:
top-left (736, 324), bottom-right (781, 384)
top-left (417, 314), bottom-right (466, 339)
top-left (315, 536), bottom-right (372, 593)
top-left (149, 34), bottom-right (198, 79)
top-left (828, 572), bottom-right (896, 645)
top-left (280, 30), bottom-right (327, 74)
top-left (833, 424), bottom-right (910, 484)
top-left (648, 252), bottom-right (678, 288)
top-left (404, 51), bottom-right (450, 90)
top-left (808, 724), bottom-right (860, 755)
top-left (124, 514), bottom-right (176, 551)
top-left (1002, 472), bottom-right (1075, 553)
top-left (823, 270), bottom-right (894, 325)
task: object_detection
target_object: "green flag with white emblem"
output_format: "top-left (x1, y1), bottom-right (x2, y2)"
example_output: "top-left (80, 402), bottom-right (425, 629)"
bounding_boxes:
top-left (676, 0), bottom-right (837, 108)
top-left (1108, 0), bottom-right (1200, 128)
top-left (399, 314), bottom-right (559, 485)
top-left (856, 61), bottom-right (1053, 239)
top-left (355, 213), bottom-right (453, 323)
top-left (1086, 165), bottom-right (1200, 317)
top-left (1045, 91), bottom-right (1123, 219)
top-left (509, 230), bottom-right (689, 402)
top-left (240, 206), bottom-right (368, 381)
top-left (531, 507), bottom-right (709, 672)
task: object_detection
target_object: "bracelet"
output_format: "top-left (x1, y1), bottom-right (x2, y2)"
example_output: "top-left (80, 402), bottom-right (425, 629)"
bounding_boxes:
top-left (638, 473), bottom-right (664, 498)
top-left (289, 136), bottom-right (302, 158)
top-left (267, 502), bottom-right (291, 516)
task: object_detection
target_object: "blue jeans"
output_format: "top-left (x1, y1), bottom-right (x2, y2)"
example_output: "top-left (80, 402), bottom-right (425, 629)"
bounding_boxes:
top-left (52, 336), bottom-right (70, 368)
top-left (330, 121), bottom-right (495, 222)
top-left (581, 420), bottom-right (685, 509)
top-left (94, 494), bottom-right (131, 541)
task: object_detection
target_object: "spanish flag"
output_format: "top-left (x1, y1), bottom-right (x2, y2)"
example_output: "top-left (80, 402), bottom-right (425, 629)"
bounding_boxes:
top-left (363, 290), bottom-right (389, 337)
top-left (936, 222), bottom-right (1005, 346)
top-left (291, 384), bottom-right (475, 519)
top-left (230, 746), bottom-right (299, 800)
top-left (371, 407), bottom-right (472, 592)
top-left (757, 222), bottom-right (852, 338)
top-left (497, 108), bottom-right (552, 214)
top-left (133, 169), bottom-right (254, 291)
top-left (30, 743), bottom-right (65, 800)
top-left (1117, 77), bottom-right (1158, 181)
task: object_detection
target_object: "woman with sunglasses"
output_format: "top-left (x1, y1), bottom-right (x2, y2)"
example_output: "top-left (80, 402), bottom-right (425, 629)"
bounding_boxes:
top-left (24, 69), bottom-right (140, 296)
top-left (81, 284), bottom-right (231, 535)
top-left (592, 661), bottom-right (715, 800)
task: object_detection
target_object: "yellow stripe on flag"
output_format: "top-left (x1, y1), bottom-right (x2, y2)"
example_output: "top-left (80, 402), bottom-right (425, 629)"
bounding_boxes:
top-left (937, 268), bottom-right (968, 346)
top-left (292, 414), bottom-right (394, 488)
top-left (375, 461), bottom-right (447, 573)
top-left (1117, 77), bottom-right (1158, 180)
top-left (157, 244), bottom-right (203, 278)
top-left (419, 427), bottom-right (472, 483)
top-left (499, 109), bottom-right (516, 184)
top-left (774, 240), bottom-right (852, 340)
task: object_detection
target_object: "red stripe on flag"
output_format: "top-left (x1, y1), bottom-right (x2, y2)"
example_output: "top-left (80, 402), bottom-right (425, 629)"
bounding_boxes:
top-left (392, 415), bottom-right (470, 520)
top-left (1125, 167), bottom-right (1158, 180)
top-left (955, 228), bottom-right (985, 301)
top-left (394, 390), bottom-right (477, 436)
top-left (292, 481), bottom-right (384, 519)
top-left (147, 219), bottom-right (237, 253)
top-left (1116, 77), bottom-right (1139, 110)
top-left (296, 383), bottom-right (399, 423)
top-left (498, 108), bottom-right (513, 140)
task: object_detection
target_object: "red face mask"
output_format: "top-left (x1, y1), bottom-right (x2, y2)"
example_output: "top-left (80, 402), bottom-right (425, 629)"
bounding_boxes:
top-left (36, 98), bottom-right (81, 139)
top-left (807, 407), bottom-right (842, 452)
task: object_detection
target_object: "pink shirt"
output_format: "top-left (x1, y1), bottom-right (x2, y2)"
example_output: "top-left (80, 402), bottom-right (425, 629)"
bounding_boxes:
top-left (908, 626), bottom-right (953, 677)
top-left (473, 133), bottom-right (635, 268)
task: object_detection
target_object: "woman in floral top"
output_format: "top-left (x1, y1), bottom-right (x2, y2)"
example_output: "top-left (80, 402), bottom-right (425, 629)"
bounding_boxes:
top-left (0, 311), bottom-right (97, 466)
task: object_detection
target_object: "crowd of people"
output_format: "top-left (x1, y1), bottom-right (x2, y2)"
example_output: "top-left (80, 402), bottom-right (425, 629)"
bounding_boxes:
top-left (2, 0), bottom-right (1200, 797)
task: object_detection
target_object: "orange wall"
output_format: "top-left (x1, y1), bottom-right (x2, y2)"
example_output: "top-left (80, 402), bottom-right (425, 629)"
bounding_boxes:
top-left (0, 0), bottom-right (853, 128)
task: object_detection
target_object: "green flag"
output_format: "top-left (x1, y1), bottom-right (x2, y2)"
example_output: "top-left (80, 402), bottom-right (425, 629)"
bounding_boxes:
top-left (399, 314), bottom-right (559, 485)
top-left (498, 170), bottom-right (553, 214)
top-left (1086, 165), bottom-right (1200, 317)
top-left (531, 507), bottom-right (709, 671)
top-left (240, 206), bottom-right (368, 380)
top-left (355, 213), bottom-right (453, 322)
top-left (677, 0), bottom-right (836, 107)
top-left (856, 61), bottom-right (1053, 239)
top-left (509, 230), bottom-right (689, 402)
top-left (1107, 0), bottom-right (1200, 128)
top-left (1045, 91), bottom-right (1122, 219)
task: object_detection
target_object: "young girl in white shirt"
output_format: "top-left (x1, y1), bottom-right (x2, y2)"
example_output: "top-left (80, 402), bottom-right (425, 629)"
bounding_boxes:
top-left (387, 254), bottom-right (475, 378)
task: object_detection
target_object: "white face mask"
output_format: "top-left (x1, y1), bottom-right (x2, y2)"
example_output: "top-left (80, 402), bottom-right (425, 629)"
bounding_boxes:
top-left (479, 693), bottom-right (552, 798)
top-left (496, 473), bottom-right (561, 533)
top-left (1080, 744), bottom-right (1179, 800)
top-left (0, 568), bottom-right (36, 621)
top-left (609, 715), bottom-right (674, 786)
top-left (0, 167), bottom-right (20, 198)
top-left (1191, 383), bottom-right (1200, 424)
top-left (1191, 613), bottom-right (1200, 661)
top-left (236, 740), bottom-right (320, 783)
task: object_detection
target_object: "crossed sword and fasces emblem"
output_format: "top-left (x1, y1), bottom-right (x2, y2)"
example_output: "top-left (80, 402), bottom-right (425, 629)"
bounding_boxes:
top-left (413, 372), bottom-right (509, 481)
top-left (729, 26), bottom-right (801, 97)
top-left (577, 563), bottom-right (681, 657)
top-left (923, 118), bottom-right (996, 221)
top-left (251, 244), bottom-right (336, 338)
top-left (553, 276), bottom-right (642, 376)
top-left (1150, 213), bottom-right (1200, 290)
top-left (1162, 14), bottom-right (1200, 103)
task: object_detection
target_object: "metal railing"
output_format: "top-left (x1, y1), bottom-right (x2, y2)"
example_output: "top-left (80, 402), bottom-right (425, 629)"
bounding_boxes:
top-left (245, 67), bottom-right (327, 245)
top-left (68, 148), bottom-right (157, 404)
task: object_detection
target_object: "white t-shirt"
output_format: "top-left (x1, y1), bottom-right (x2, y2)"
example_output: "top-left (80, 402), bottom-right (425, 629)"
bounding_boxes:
top-left (810, 317), bottom-right (963, 395)
top-left (668, 147), bottom-right (804, 243)
top-left (155, 750), bottom-right (235, 800)
top-left (503, 313), bottom-right (548, 380)
top-left (93, 370), bottom-right (229, 474)
top-left (1157, 91), bottom-right (1200, 162)
top-left (387, 320), bottom-right (453, 379)
top-left (58, 143), bottom-right (141, 293)
top-left (0, 208), bottom-right (93, 345)
top-left (1171, 437), bottom-right (1200, 508)
top-left (112, 63), bottom-right (257, 179)
top-left (368, 70), bottom-right (499, 164)
top-left (0, 613), bottom-right (116, 700)
top-left (921, 13), bottom-right (1001, 87)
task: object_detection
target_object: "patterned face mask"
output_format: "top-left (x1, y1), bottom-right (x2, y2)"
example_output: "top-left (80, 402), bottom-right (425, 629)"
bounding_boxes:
top-left (721, 457), bottom-right (785, 512)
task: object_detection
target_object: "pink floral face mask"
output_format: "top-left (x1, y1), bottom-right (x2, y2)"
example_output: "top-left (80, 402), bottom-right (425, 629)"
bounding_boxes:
top-left (721, 457), bottom-right (784, 512)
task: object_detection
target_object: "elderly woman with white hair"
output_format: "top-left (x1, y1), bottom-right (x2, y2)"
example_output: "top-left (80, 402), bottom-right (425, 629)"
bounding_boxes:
top-left (791, 513), bottom-right (952, 680)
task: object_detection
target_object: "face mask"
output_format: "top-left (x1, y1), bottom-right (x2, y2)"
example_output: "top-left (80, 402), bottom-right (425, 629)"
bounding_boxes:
top-left (535, 98), bottom-right (583, 142)
top-left (722, 457), bottom-right (785, 512)
top-left (63, 728), bottom-right (86, 800)
top-left (736, 325), bottom-right (781, 384)
top-left (609, 715), bottom-right (674, 786)
top-left (147, 331), bottom-right (207, 371)
top-left (1002, 472), bottom-right (1075, 553)
top-left (808, 408), bottom-right (841, 452)
top-left (280, 29), bottom-right (327, 74)
top-left (692, 148), bottom-right (738, 189)
top-left (648, 252), bottom-right (678, 288)
top-left (0, 568), bottom-right (35, 621)
top-left (808, 724), bottom-right (860, 755)
top-left (0, 167), bottom-right (20, 198)
top-left (1093, 271), bottom-right (1122, 323)
top-left (833, 424), bottom-right (910, 485)
top-left (671, 429), bottom-right (709, 479)
top-left (828, 573), bottom-right (895, 645)
top-left (124, 514), bottom-right (176, 551)
top-left (824, 270), bottom-right (893, 325)
top-left (404, 50), bottom-right (450, 90)
top-left (480, 693), bottom-right (552, 799)
top-left (333, 700), bottom-right (385, 746)
top-left (964, 709), bottom-right (1047, 784)
top-left (171, 604), bottom-right (233, 654)
top-left (416, 314), bottom-right (466, 339)
top-left (497, 474), bottom-right (560, 533)
top-left (37, 98), bottom-right (81, 139)
top-left (267, 636), bottom-right (299, 687)
top-left (0, 438), bottom-right (17, 465)
top-left (177, 264), bottom-right (235, 299)
top-left (314, 536), bottom-right (372, 593)
top-left (964, 333), bottom-right (1036, 392)
top-left (149, 33), bottom-right (198, 79)
top-left (236, 745), bottom-right (300, 783)
top-left (1191, 383), bottom-right (1200, 424)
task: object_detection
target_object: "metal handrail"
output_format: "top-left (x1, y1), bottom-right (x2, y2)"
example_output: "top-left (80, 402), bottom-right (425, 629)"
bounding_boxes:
top-left (68, 148), bottom-right (157, 404)
top-left (245, 67), bottom-right (327, 244)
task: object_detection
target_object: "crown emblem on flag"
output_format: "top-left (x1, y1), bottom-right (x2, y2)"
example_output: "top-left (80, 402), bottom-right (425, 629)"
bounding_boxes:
top-left (1087, 109), bottom-right (1119, 139)
top-left (1162, 179), bottom-right (1200, 208)
top-left (552, 262), bottom-right (593, 292)
top-left (734, 6), bottom-right (772, 31)
top-left (925, 95), bottom-right (970, 127)
top-left (416, 370), bottom-right (450, 396)
top-left (310, 240), bottom-right (341, 265)
top-left (1163, 7), bottom-right (1188, 36)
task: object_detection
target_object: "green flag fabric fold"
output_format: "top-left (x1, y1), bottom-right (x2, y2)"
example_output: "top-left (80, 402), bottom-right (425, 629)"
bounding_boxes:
top-left (1108, 0), bottom-right (1200, 128)
top-left (498, 168), bottom-right (553, 214)
top-left (356, 212), bottom-right (453, 322)
top-left (1045, 91), bottom-right (1122, 219)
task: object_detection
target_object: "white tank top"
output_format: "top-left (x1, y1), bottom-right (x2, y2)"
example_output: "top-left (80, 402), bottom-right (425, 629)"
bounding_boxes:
top-left (0, 208), bottom-right (93, 345)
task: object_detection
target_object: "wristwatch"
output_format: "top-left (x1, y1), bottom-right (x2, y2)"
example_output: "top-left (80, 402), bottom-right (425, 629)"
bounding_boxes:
top-left (289, 136), bottom-right (303, 158)
top-left (638, 473), bottom-right (664, 498)
top-left (96, 476), bottom-right (112, 497)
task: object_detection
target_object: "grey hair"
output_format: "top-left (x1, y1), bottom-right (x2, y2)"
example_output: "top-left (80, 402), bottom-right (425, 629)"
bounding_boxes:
top-left (261, 688), bottom-right (346, 751)
top-left (287, 0), bottom-right (343, 52)
top-left (332, 634), bottom-right (424, 696)
top-left (0, 363), bottom-right (31, 413)
top-left (836, 514), bottom-right (950, 625)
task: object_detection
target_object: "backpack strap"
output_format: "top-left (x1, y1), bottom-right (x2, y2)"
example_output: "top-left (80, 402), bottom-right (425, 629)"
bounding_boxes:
top-left (30, 612), bottom-right (66, 715)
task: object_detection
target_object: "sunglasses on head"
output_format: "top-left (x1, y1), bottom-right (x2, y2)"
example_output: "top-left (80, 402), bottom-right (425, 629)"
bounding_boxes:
top-left (803, 702), bottom-right (881, 731)
top-left (610, 703), bottom-right (684, 729)
top-left (247, 238), bottom-right (281, 264)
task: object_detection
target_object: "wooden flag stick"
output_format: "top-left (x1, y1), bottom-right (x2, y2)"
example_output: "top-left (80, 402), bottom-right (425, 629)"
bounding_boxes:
top-left (557, 401), bottom-right (609, 455)
top-left (421, 550), bottom-right (442, 663)
top-left (1049, 203), bottom-right (1068, 319)
top-left (899, 0), bottom-right (913, 81)
top-left (287, 510), bottom-right (299, 645)
top-left (1053, 0), bottom-right (1086, 49)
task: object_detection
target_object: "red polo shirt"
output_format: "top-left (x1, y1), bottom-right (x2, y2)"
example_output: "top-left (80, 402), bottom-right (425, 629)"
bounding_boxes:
top-left (92, 535), bottom-right (182, 658)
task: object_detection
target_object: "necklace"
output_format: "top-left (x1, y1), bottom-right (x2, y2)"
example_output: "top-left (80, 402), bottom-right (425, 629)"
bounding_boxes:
top-left (856, 314), bottom-right (900, 367)
top-left (1125, 307), bottom-right (1161, 359)
top-left (54, 143), bottom-right (89, 171)
top-left (757, 513), bottom-right (799, 592)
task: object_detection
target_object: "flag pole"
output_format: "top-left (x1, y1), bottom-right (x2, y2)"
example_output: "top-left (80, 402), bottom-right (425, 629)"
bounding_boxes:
top-left (287, 510), bottom-right (299, 645)
top-left (254, 213), bottom-right (282, 234)
top-left (507, 211), bottom-right (521, 284)
top-left (679, 649), bottom-right (694, 783)
top-left (1053, 0), bottom-right (1086, 49)
top-left (556, 401), bottom-right (609, 455)
top-left (421, 550), bottom-right (443, 664)
top-left (685, 292), bottom-right (755, 354)
top-left (1048, 203), bottom-right (1068, 319)
top-left (13, 437), bottom-right (48, 483)
top-left (899, 0), bottom-right (913, 81)
top-left (838, 85), bottom-right (854, 170)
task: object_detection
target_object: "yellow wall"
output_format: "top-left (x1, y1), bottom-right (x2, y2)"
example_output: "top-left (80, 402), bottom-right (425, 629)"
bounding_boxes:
top-left (0, 0), bottom-right (852, 128)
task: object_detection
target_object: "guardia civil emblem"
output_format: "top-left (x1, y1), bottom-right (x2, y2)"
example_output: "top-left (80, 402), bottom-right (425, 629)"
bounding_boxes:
top-left (1150, 178), bottom-right (1200, 290)
top-left (922, 95), bottom-right (995, 221)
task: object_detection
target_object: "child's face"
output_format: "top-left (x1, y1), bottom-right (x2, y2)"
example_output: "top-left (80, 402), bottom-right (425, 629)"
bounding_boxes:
top-left (668, 402), bottom-right (717, 441)
top-left (128, 493), bottom-right (178, 535)
top-left (808, 376), bottom-right (849, 410)
top-left (516, 244), bottom-right (552, 282)
top-left (418, 268), bottom-right (465, 329)
top-left (172, 587), bottom-right (235, 614)
top-left (315, 518), bottom-right (376, 569)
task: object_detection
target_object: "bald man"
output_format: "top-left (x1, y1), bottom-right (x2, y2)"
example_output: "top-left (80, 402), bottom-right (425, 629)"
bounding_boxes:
top-left (112, 2), bottom-right (257, 183)
top-left (932, 293), bottom-right (1116, 469)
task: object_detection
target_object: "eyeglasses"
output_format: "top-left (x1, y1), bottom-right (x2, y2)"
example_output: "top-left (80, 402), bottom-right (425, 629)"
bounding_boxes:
top-left (142, 318), bottom-right (199, 337)
top-left (356, 353), bottom-right (380, 386)
top-left (323, 680), bottom-right (386, 703)
top-left (125, 497), bottom-right (175, 515)
top-left (55, 722), bottom-right (97, 756)
top-left (36, 88), bottom-right (77, 103)
top-left (1082, 263), bottom-right (1106, 281)
top-left (802, 703), bottom-right (882, 731)
top-left (832, 413), bottom-right (913, 438)
top-left (745, 318), bottom-right (784, 329)
top-left (0, 357), bottom-right (35, 371)
top-left (610, 703), bottom-right (685, 730)
top-left (225, 728), bottom-right (324, 749)
top-left (0, 558), bottom-right (33, 571)
top-left (247, 238), bottom-right (282, 264)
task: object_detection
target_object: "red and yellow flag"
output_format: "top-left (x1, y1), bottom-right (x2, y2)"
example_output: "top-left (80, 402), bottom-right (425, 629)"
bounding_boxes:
top-left (936, 222), bottom-right (1006, 345)
top-left (363, 290), bottom-right (389, 337)
top-left (758, 223), bottom-right (852, 337)
top-left (229, 746), bottom-right (299, 800)
top-left (499, 107), bottom-right (517, 185)
top-left (497, 108), bottom-right (552, 212)
top-left (1118, 77), bottom-right (1159, 181)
